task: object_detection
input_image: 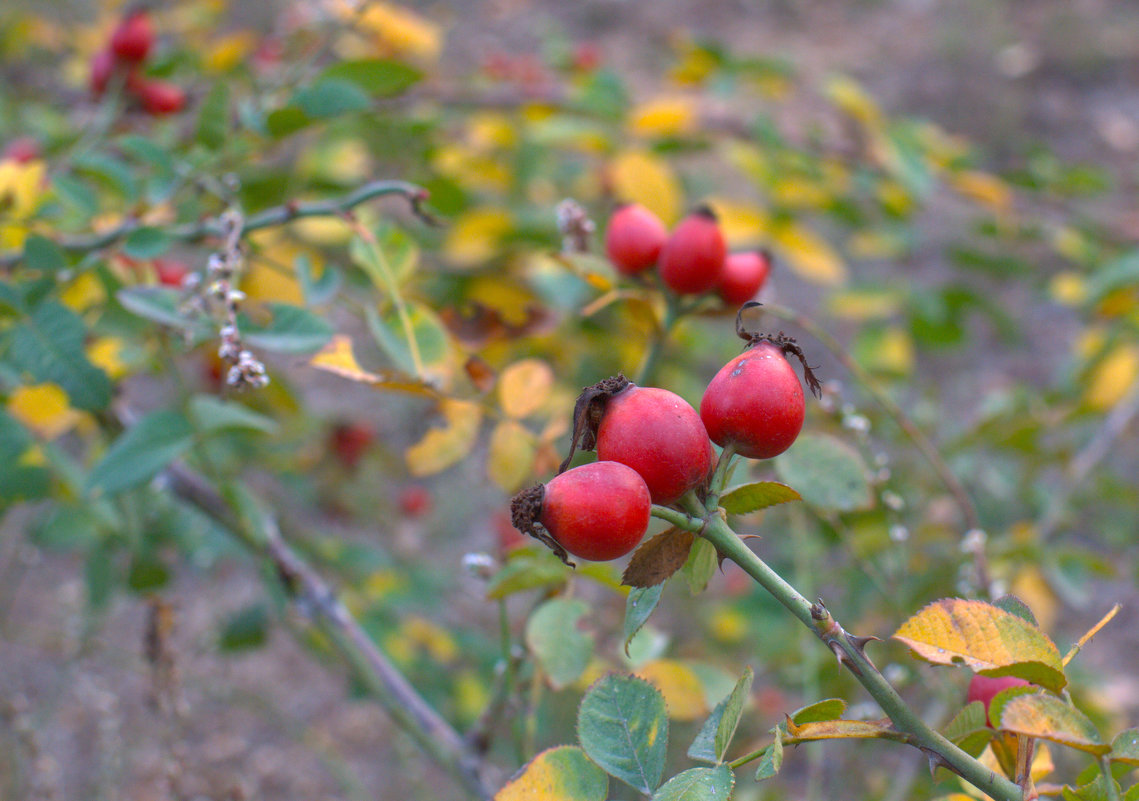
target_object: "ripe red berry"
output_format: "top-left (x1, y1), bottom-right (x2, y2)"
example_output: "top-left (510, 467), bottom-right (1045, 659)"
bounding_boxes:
top-left (701, 341), bottom-right (806, 460)
top-left (966, 674), bottom-right (1031, 725)
top-left (134, 79), bottom-right (186, 115)
top-left (717, 250), bottom-right (771, 306)
top-left (398, 485), bottom-right (433, 518)
top-left (330, 422), bottom-right (374, 469)
top-left (154, 258), bottom-right (188, 287)
top-left (605, 203), bottom-right (668, 275)
top-left (515, 461), bottom-right (651, 563)
top-left (90, 49), bottom-right (115, 96)
top-left (110, 11), bottom-right (155, 64)
top-left (2, 137), bottom-right (41, 164)
top-left (658, 206), bottom-right (726, 295)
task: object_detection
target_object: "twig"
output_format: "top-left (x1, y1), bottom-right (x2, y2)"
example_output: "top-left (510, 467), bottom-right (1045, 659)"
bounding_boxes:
top-left (656, 497), bottom-right (1024, 801)
top-left (161, 462), bottom-right (491, 800)
top-left (0, 179), bottom-right (437, 268)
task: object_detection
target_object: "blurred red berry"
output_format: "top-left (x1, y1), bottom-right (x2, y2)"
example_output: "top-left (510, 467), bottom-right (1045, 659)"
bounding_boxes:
top-left (110, 11), bottom-right (155, 64)
top-left (571, 42), bottom-right (602, 72)
top-left (330, 423), bottom-right (374, 469)
top-left (2, 137), bottom-right (41, 164)
top-left (134, 79), bottom-right (186, 115)
top-left (658, 206), bottom-right (727, 295)
top-left (398, 485), bottom-right (433, 518)
top-left (605, 203), bottom-right (668, 275)
top-left (90, 49), bottom-right (115, 96)
top-left (717, 250), bottom-right (772, 306)
top-left (154, 258), bottom-right (189, 287)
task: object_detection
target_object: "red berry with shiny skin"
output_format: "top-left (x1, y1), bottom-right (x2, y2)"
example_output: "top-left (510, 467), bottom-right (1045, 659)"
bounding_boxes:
top-left (967, 674), bottom-right (1031, 724)
top-left (597, 385), bottom-right (714, 505)
top-left (717, 250), bottom-right (771, 306)
top-left (539, 461), bottom-right (650, 561)
top-left (701, 341), bottom-right (804, 459)
top-left (135, 79), bottom-right (186, 115)
top-left (110, 11), bottom-right (155, 64)
top-left (605, 203), bottom-right (668, 275)
top-left (658, 207), bottom-right (726, 295)
top-left (90, 49), bottom-right (115, 96)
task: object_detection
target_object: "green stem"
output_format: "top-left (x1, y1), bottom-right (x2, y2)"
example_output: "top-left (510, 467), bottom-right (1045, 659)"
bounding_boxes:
top-left (1100, 757), bottom-right (1121, 801)
top-left (635, 292), bottom-right (680, 385)
top-left (0, 180), bottom-right (433, 268)
top-left (662, 497), bottom-right (1023, 801)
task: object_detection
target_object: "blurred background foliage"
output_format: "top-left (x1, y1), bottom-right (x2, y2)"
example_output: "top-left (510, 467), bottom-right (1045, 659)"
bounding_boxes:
top-left (0, 1), bottom-right (1137, 799)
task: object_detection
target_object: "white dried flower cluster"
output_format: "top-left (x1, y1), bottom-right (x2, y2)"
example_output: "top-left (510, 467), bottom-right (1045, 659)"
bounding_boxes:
top-left (555, 198), bottom-right (595, 254)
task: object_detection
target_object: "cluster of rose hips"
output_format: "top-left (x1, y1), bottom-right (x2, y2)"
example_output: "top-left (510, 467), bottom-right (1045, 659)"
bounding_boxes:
top-left (511, 304), bottom-right (821, 565)
top-left (90, 8), bottom-right (186, 115)
top-left (605, 203), bottom-right (771, 307)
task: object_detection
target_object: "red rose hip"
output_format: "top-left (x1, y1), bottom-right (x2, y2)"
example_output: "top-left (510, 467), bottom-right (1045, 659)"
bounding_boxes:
top-left (605, 203), bottom-right (668, 275)
top-left (717, 250), bottom-right (771, 306)
top-left (512, 461), bottom-right (651, 563)
top-left (967, 674), bottom-right (1031, 725)
top-left (90, 49), bottom-right (115, 96)
top-left (658, 206), bottom-right (726, 295)
top-left (110, 11), bottom-right (155, 64)
top-left (134, 79), bottom-right (186, 115)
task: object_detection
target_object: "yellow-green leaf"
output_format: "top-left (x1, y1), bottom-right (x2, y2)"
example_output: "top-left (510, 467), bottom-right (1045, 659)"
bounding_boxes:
top-left (609, 150), bottom-right (681, 225)
top-left (405, 399), bottom-right (482, 476)
top-left (997, 693), bottom-right (1109, 755)
top-left (308, 335), bottom-right (438, 397)
top-left (892, 599), bottom-right (1066, 693)
top-left (487, 420), bottom-right (536, 492)
top-left (770, 222), bottom-right (847, 286)
top-left (495, 745), bottom-right (607, 801)
top-left (785, 718), bottom-right (900, 742)
top-left (636, 659), bottom-right (709, 722)
top-left (498, 359), bottom-right (554, 418)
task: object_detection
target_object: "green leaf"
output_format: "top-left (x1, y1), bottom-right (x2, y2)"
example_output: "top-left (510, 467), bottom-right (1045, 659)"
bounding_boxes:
top-left (1124, 782), bottom-right (1139, 801)
top-left (127, 554), bottom-right (170, 593)
top-left (754, 727), bottom-right (784, 781)
top-left (242, 303), bottom-right (333, 353)
top-left (265, 106), bottom-right (311, 138)
top-left (117, 286), bottom-right (203, 331)
top-left (941, 700), bottom-right (994, 757)
top-left (52, 173), bottom-right (99, 217)
top-left (73, 151), bottom-right (138, 201)
top-left (0, 412), bottom-right (50, 504)
top-left (22, 235), bottom-right (66, 272)
top-left (624, 585), bottom-right (664, 657)
top-left (320, 59), bottom-right (422, 97)
top-left (85, 541), bottom-right (117, 611)
top-left (681, 537), bottom-right (717, 595)
top-left (775, 433), bottom-right (872, 512)
top-left (577, 674), bottom-right (668, 794)
top-left (1110, 728), bottom-right (1139, 765)
top-left (892, 598), bottom-right (1066, 693)
top-left (997, 692), bottom-right (1109, 755)
top-left (365, 300), bottom-right (450, 376)
top-left (495, 746), bottom-right (607, 801)
top-left (791, 698), bottom-right (848, 725)
top-left (294, 79), bottom-right (371, 118)
top-left (122, 226), bottom-right (171, 259)
top-left (218, 603), bottom-right (269, 651)
top-left (486, 553), bottom-right (568, 599)
top-left (719, 481), bottom-right (801, 515)
top-left (30, 506), bottom-right (100, 551)
top-left (993, 594), bottom-right (1038, 626)
top-left (196, 82), bottom-right (230, 150)
top-left (714, 667), bottom-right (754, 762)
top-left (651, 765), bottom-right (734, 801)
top-left (188, 394), bottom-right (279, 435)
top-left (8, 301), bottom-right (111, 410)
top-left (526, 598), bottom-right (594, 690)
top-left (295, 254), bottom-right (341, 306)
top-left (85, 410), bottom-right (195, 497)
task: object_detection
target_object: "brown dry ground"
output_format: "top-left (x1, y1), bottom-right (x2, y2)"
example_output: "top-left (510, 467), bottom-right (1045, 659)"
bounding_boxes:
top-left (3, 2), bottom-right (1139, 799)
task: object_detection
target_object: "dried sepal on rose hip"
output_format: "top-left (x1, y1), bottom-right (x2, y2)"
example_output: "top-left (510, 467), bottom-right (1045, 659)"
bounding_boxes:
top-left (559, 375), bottom-right (714, 505)
top-left (700, 301), bottom-right (822, 460)
top-left (510, 461), bottom-right (651, 566)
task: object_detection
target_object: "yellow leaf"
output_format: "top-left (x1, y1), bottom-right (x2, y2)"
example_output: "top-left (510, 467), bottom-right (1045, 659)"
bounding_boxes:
top-left (205, 30), bottom-right (255, 73)
top-left (86, 337), bottom-right (129, 380)
top-left (1051, 226), bottom-right (1089, 263)
top-left (867, 327), bottom-right (914, 374)
top-left (1010, 566), bottom-right (1059, 634)
top-left (495, 746), bottom-right (608, 801)
top-left (453, 669), bottom-right (491, 725)
top-left (1048, 272), bottom-right (1086, 306)
top-left (785, 718), bottom-right (898, 741)
top-left (669, 45), bottom-right (719, 86)
top-left (772, 176), bottom-right (830, 209)
top-left (724, 142), bottom-right (770, 185)
top-left (827, 290), bottom-right (903, 323)
top-left (487, 420), bottom-right (536, 492)
top-left (771, 223), bottom-right (846, 285)
top-left (705, 198), bottom-right (769, 247)
top-left (825, 75), bottom-right (883, 130)
top-left (290, 216), bottom-right (352, 246)
top-left (498, 359), bottom-right (554, 418)
top-left (627, 96), bottom-right (697, 138)
top-left (8, 383), bottom-right (82, 439)
top-left (635, 659), bottom-right (708, 721)
top-left (892, 598), bottom-right (1065, 692)
top-left (951, 171), bottom-right (1013, 214)
top-left (309, 335), bottom-right (437, 396)
top-left (707, 607), bottom-right (748, 644)
top-left (1085, 344), bottom-right (1139, 409)
top-left (876, 181), bottom-right (914, 217)
top-left (346, 1), bottom-right (441, 62)
top-left (608, 151), bottom-right (681, 226)
top-left (402, 615), bottom-right (459, 663)
top-left (442, 208), bottom-right (513, 268)
top-left (405, 399), bottom-right (482, 476)
top-left (467, 112), bottom-right (517, 150)
top-left (60, 272), bottom-right (106, 312)
top-left (0, 159), bottom-right (45, 218)
top-left (998, 693), bottom-right (1109, 755)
